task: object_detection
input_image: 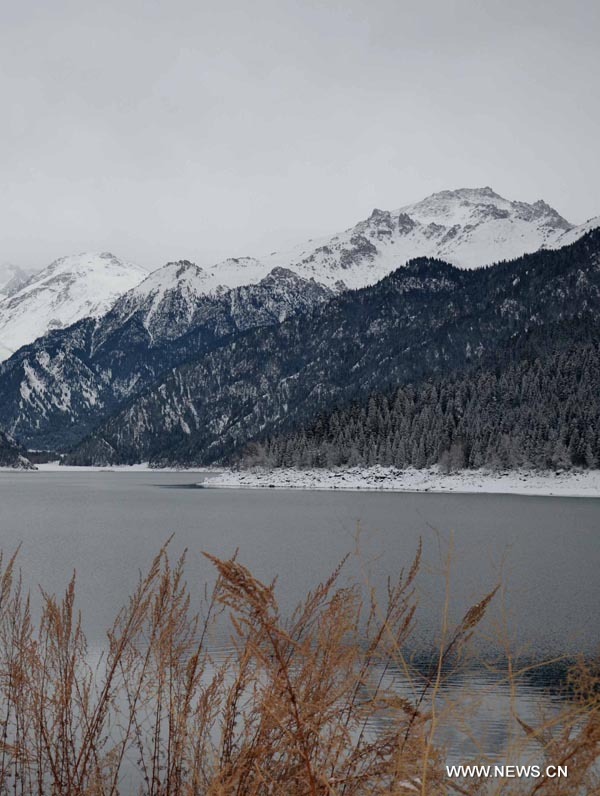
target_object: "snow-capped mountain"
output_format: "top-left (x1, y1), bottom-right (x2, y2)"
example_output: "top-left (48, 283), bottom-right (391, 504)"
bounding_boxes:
top-left (205, 187), bottom-right (596, 291)
top-left (100, 260), bottom-right (330, 345)
top-left (200, 257), bottom-right (269, 292)
top-left (115, 255), bottom-right (271, 297)
top-left (63, 228), bottom-right (600, 466)
top-left (0, 264), bottom-right (332, 450)
top-left (0, 188), bottom-right (596, 363)
top-left (0, 252), bottom-right (148, 361)
top-left (102, 260), bottom-right (213, 342)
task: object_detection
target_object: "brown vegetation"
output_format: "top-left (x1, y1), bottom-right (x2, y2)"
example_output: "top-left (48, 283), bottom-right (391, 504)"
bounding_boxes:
top-left (0, 544), bottom-right (596, 795)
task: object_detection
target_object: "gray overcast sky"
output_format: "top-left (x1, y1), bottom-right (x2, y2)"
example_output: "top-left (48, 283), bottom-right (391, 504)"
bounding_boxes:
top-left (1, 0), bottom-right (599, 270)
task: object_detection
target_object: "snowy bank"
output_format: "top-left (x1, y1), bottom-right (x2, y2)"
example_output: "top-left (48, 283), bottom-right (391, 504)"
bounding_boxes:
top-left (200, 466), bottom-right (600, 498)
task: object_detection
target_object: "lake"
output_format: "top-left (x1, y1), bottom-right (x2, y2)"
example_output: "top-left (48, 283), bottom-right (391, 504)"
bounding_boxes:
top-left (0, 469), bottom-right (598, 760)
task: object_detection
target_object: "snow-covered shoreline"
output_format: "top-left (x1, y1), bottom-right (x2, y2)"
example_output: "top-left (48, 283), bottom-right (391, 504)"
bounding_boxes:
top-left (6, 463), bottom-right (600, 498)
top-left (200, 465), bottom-right (600, 498)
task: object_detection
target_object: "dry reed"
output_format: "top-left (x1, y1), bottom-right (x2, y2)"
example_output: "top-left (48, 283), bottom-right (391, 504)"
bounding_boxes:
top-left (0, 545), bottom-right (596, 795)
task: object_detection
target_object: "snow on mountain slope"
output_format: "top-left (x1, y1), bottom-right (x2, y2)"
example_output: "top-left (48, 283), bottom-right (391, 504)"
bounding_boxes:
top-left (206, 187), bottom-right (587, 291)
top-left (0, 262), bottom-right (333, 451)
top-left (0, 263), bottom-right (37, 301)
top-left (105, 260), bottom-right (213, 341)
top-left (200, 257), bottom-right (269, 291)
top-left (0, 253), bottom-right (147, 361)
top-left (0, 188), bottom-right (595, 362)
top-left (101, 260), bottom-right (333, 346)
top-left (548, 215), bottom-right (600, 250)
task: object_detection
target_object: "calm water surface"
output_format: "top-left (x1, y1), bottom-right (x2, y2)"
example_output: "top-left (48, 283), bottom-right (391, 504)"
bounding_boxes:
top-left (0, 470), bottom-right (598, 759)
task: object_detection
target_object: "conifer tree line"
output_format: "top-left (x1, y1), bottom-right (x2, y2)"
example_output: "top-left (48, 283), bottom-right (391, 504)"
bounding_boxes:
top-left (240, 333), bottom-right (600, 472)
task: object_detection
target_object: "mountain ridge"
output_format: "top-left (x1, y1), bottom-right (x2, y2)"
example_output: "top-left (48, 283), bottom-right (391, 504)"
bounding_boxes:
top-left (0, 266), bottom-right (332, 450)
top-left (1, 188), bottom-right (597, 361)
top-left (0, 252), bottom-right (148, 361)
top-left (202, 187), bottom-right (593, 291)
top-left (63, 228), bottom-right (600, 467)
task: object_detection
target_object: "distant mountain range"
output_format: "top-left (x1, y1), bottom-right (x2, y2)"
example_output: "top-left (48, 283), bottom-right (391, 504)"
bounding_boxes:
top-left (0, 187), bottom-right (598, 470)
top-left (0, 266), bottom-right (331, 450)
top-left (125, 187), bottom-right (598, 293)
top-left (65, 229), bottom-right (600, 467)
top-left (1, 188), bottom-right (597, 360)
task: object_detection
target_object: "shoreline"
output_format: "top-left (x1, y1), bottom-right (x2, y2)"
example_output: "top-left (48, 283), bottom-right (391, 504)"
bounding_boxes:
top-left (21, 462), bottom-right (215, 474)
top-left (199, 465), bottom-right (600, 498)
top-left (5, 462), bottom-right (600, 497)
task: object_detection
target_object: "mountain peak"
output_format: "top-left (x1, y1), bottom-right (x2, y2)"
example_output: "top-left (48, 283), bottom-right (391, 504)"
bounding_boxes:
top-left (457, 185), bottom-right (501, 199)
top-left (51, 251), bottom-right (135, 268)
top-left (161, 259), bottom-right (202, 275)
top-left (120, 261), bottom-right (210, 312)
top-left (0, 252), bottom-right (148, 360)
top-left (260, 266), bottom-right (302, 282)
top-left (253, 186), bottom-right (587, 290)
top-left (430, 186), bottom-right (502, 201)
top-left (368, 208), bottom-right (392, 220)
top-left (398, 187), bottom-right (572, 236)
top-left (0, 188), bottom-right (596, 364)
